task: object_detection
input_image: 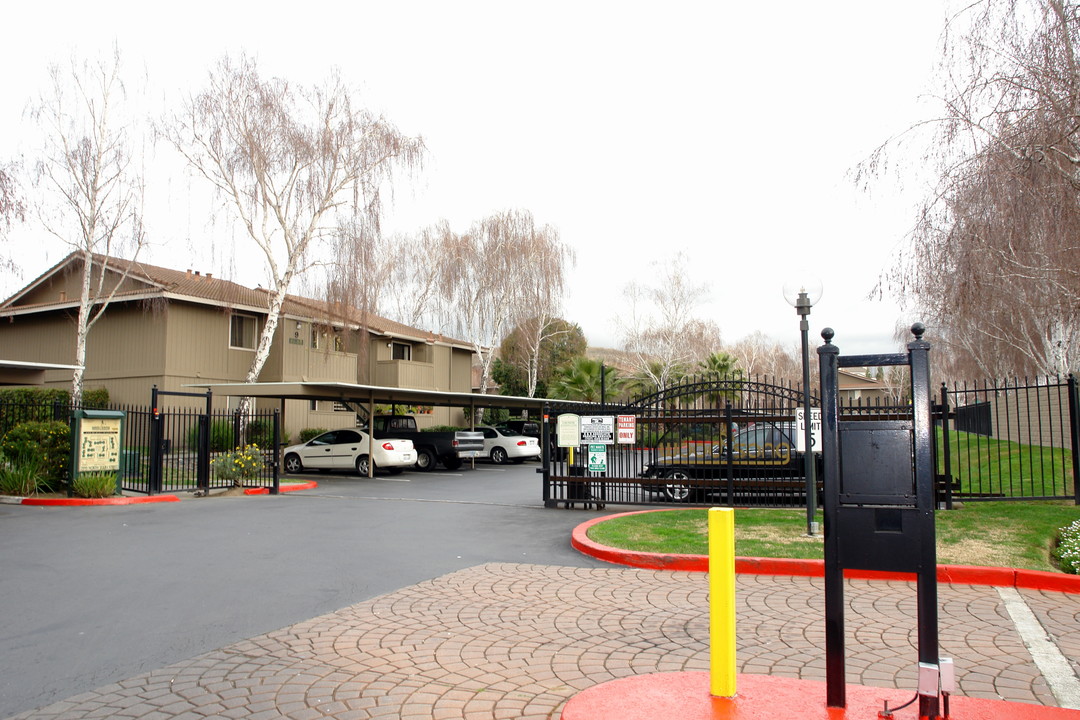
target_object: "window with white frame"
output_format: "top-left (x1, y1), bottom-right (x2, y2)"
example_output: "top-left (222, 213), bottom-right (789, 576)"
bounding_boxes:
top-left (391, 342), bottom-right (412, 361)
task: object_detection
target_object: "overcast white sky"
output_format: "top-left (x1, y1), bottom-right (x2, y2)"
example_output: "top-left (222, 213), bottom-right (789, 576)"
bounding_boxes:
top-left (1, 1), bottom-right (948, 356)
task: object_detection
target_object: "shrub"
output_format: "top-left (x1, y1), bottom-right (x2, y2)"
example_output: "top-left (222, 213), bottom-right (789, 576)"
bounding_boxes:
top-left (245, 419), bottom-right (275, 448)
top-left (299, 427), bottom-right (328, 443)
top-left (81, 388), bottom-right (110, 409)
top-left (211, 444), bottom-right (265, 486)
top-left (187, 419), bottom-right (236, 452)
top-left (71, 472), bottom-right (118, 498)
top-left (1054, 519), bottom-right (1080, 575)
top-left (423, 425), bottom-right (465, 432)
top-left (0, 421), bottom-right (70, 491)
top-left (0, 388), bottom-right (72, 438)
top-left (0, 456), bottom-right (44, 496)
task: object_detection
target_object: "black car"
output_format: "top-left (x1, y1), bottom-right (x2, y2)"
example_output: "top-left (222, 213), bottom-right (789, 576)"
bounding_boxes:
top-left (501, 419), bottom-right (540, 438)
top-left (641, 422), bottom-right (814, 502)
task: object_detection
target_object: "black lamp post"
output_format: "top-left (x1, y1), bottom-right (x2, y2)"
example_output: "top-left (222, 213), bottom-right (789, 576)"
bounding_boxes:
top-left (784, 279), bottom-right (822, 536)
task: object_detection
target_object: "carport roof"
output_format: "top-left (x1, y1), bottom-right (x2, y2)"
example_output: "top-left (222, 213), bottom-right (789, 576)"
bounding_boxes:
top-left (186, 381), bottom-right (548, 412)
top-left (0, 359), bottom-right (82, 386)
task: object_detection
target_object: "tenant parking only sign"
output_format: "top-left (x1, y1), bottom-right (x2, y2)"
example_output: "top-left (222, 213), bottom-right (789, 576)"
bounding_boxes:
top-left (580, 415), bottom-right (615, 444)
top-left (617, 414), bottom-right (636, 444)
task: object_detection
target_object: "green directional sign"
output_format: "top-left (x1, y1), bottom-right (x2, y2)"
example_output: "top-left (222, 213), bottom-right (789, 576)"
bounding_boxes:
top-left (588, 443), bottom-right (607, 473)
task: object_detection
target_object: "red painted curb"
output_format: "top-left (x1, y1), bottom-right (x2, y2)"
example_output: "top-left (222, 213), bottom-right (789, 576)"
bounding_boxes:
top-left (22, 495), bottom-right (180, 506)
top-left (244, 481), bottom-right (319, 495)
top-left (573, 509), bottom-right (1080, 594)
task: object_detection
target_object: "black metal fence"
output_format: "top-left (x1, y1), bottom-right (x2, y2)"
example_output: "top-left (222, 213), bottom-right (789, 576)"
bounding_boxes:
top-left (540, 373), bottom-right (1080, 509)
top-left (939, 375), bottom-right (1080, 502)
top-left (0, 398), bottom-right (280, 496)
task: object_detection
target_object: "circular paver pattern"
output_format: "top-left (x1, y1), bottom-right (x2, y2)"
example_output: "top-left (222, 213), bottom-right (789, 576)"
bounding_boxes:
top-left (8, 563), bottom-right (1075, 719)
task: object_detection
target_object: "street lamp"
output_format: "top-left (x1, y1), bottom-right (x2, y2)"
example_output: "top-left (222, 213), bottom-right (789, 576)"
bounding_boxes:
top-left (783, 278), bottom-right (823, 536)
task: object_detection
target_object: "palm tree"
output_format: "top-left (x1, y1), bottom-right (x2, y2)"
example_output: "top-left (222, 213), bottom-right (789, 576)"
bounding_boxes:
top-left (693, 352), bottom-right (744, 406)
top-left (550, 357), bottom-right (623, 402)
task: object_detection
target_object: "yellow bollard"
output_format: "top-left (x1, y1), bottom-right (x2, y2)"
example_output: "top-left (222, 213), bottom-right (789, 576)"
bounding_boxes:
top-left (709, 507), bottom-right (736, 697)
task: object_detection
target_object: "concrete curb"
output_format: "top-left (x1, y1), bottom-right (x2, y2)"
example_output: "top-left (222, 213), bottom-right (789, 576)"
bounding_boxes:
top-left (572, 508), bottom-right (1080, 594)
top-left (2, 480), bottom-right (319, 506)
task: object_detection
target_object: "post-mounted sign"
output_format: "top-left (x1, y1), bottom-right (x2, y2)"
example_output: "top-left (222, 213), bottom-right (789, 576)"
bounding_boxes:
top-left (581, 415), bottom-right (615, 444)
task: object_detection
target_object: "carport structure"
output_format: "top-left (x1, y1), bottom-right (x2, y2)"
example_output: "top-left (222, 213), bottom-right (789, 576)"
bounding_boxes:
top-left (189, 381), bottom-right (547, 477)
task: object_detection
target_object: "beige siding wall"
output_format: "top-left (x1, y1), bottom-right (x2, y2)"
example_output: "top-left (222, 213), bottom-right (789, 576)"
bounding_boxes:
top-left (985, 384), bottom-right (1074, 451)
top-left (0, 304), bottom-right (169, 405)
top-left (161, 303), bottom-right (261, 382)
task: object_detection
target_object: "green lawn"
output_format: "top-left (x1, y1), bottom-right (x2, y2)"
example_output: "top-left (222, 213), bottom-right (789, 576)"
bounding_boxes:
top-left (586, 502), bottom-right (1080, 573)
top-left (939, 428), bottom-right (1074, 498)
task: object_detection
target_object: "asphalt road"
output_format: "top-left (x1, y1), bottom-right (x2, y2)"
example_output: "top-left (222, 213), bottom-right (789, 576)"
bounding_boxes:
top-left (0, 461), bottom-right (614, 719)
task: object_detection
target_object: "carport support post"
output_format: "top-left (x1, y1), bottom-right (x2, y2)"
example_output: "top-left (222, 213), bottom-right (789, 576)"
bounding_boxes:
top-left (367, 394), bottom-right (375, 478)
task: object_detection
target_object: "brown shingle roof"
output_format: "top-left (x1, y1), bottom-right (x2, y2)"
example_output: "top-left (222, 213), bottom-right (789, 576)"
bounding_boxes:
top-left (2, 252), bottom-right (471, 348)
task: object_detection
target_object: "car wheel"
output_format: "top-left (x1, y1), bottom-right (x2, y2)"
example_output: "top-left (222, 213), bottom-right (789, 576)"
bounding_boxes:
top-left (356, 455), bottom-right (372, 476)
top-left (284, 453), bottom-right (303, 474)
top-left (415, 448), bottom-right (437, 471)
top-left (490, 447), bottom-right (508, 465)
top-left (662, 470), bottom-right (694, 502)
top-left (443, 457), bottom-right (463, 471)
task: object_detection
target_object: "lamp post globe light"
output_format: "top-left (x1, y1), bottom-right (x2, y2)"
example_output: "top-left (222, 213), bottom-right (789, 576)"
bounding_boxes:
top-left (782, 279), bottom-right (823, 536)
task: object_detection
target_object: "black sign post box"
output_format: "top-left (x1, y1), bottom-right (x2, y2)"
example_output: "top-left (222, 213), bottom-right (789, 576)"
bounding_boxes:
top-left (818, 324), bottom-right (944, 719)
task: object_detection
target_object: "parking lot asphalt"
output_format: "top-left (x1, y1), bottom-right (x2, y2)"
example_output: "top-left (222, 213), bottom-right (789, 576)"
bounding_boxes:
top-left (3, 462), bottom-right (1079, 719)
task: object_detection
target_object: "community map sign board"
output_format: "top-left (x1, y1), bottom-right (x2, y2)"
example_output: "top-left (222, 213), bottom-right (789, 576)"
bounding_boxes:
top-left (557, 413), bottom-right (581, 448)
top-left (581, 416), bottom-right (615, 444)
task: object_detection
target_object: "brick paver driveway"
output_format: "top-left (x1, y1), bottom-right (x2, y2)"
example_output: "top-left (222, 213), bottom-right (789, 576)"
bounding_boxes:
top-left (9, 563), bottom-right (1078, 720)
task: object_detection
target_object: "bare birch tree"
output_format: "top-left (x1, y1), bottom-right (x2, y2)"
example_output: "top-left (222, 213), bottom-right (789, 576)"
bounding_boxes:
top-left (165, 55), bottom-right (424, 403)
top-left (618, 254), bottom-right (722, 392)
top-left (29, 50), bottom-right (147, 403)
top-left (866, 0), bottom-right (1080, 377)
top-left (415, 209), bottom-right (568, 420)
top-left (506, 220), bottom-right (574, 397)
top-left (0, 163), bottom-right (24, 273)
top-left (728, 331), bottom-right (802, 383)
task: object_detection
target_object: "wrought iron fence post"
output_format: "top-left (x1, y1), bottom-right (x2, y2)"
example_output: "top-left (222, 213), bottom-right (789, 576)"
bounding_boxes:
top-left (271, 409), bottom-right (280, 495)
top-left (1069, 374), bottom-right (1080, 506)
top-left (939, 382), bottom-right (953, 510)
top-left (196, 415), bottom-right (210, 492)
top-left (541, 404), bottom-right (553, 507)
top-left (149, 385), bottom-right (162, 495)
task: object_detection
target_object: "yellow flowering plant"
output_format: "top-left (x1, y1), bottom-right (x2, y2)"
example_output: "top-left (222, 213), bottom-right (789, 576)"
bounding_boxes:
top-left (211, 443), bottom-right (265, 486)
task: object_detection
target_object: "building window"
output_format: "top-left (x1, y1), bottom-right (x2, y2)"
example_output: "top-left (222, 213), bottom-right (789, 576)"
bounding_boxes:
top-left (312, 325), bottom-right (345, 352)
top-left (230, 313), bottom-right (258, 350)
top-left (392, 342), bottom-right (412, 361)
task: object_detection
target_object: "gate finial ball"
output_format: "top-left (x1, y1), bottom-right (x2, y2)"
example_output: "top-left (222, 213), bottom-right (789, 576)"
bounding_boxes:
top-left (911, 322), bottom-right (926, 339)
top-left (821, 327), bottom-right (835, 344)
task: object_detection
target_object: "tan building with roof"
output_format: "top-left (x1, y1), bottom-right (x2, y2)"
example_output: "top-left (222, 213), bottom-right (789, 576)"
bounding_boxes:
top-left (0, 253), bottom-right (476, 437)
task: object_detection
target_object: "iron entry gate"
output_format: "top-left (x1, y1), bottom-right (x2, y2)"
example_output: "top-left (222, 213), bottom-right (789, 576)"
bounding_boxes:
top-left (539, 371), bottom-right (1080, 509)
top-left (119, 386), bottom-right (280, 495)
top-left (541, 376), bottom-right (823, 509)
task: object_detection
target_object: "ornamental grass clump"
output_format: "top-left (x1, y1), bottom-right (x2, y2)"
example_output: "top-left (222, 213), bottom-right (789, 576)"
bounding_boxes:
top-left (1054, 519), bottom-right (1080, 575)
top-left (0, 456), bottom-right (44, 496)
top-left (211, 444), bottom-right (265, 487)
top-left (71, 472), bottom-right (118, 499)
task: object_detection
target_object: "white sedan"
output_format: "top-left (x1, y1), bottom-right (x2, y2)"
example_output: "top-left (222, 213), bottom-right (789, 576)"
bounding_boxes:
top-left (282, 430), bottom-right (415, 476)
top-left (479, 425), bottom-right (541, 464)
